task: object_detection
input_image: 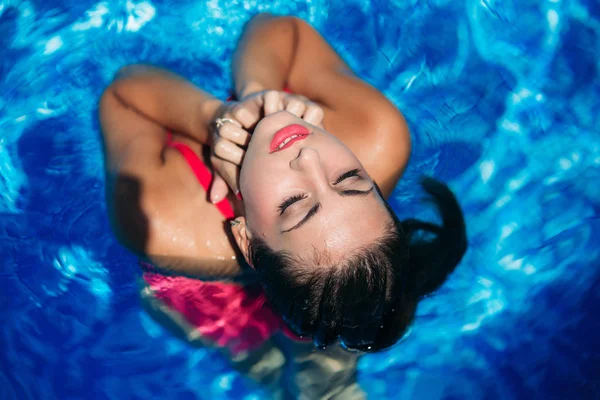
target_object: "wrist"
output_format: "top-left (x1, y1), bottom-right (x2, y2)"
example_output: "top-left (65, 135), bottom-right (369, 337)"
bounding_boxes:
top-left (239, 81), bottom-right (266, 100)
top-left (201, 97), bottom-right (225, 126)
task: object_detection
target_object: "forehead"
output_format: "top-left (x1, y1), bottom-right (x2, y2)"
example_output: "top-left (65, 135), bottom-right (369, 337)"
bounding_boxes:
top-left (281, 195), bottom-right (390, 260)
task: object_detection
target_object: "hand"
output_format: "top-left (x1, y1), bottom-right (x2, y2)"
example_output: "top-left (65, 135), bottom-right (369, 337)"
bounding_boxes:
top-left (245, 90), bottom-right (325, 128)
top-left (209, 90), bottom-right (325, 203)
top-left (219, 89), bottom-right (324, 129)
top-left (208, 103), bottom-right (250, 204)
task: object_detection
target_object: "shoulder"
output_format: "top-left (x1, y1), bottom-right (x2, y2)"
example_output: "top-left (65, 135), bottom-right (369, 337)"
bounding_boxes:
top-left (106, 138), bottom-right (210, 255)
top-left (321, 80), bottom-right (411, 197)
top-left (353, 103), bottom-right (411, 197)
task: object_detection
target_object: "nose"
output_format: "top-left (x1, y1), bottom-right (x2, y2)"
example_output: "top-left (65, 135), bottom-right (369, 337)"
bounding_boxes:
top-left (290, 147), bottom-right (328, 190)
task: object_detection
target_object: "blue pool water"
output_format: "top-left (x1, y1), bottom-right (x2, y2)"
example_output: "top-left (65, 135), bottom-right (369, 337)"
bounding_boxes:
top-left (1, 0), bottom-right (599, 398)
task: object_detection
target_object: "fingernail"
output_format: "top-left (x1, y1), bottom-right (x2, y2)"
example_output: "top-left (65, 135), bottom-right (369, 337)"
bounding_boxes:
top-left (235, 190), bottom-right (243, 201)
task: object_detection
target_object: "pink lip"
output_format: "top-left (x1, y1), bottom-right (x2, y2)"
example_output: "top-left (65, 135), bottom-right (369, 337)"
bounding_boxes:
top-left (269, 124), bottom-right (311, 153)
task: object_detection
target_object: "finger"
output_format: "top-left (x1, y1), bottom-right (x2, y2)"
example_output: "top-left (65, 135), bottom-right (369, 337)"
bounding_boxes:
top-left (214, 138), bottom-right (245, 165)
top-left (232, 102), bottom-right (261, 129)
top-left (217, 115), bottom-right (242, 128)
top-left (284, 98), bottom-right (307, 118)
top-left (264, 90), bottom-right (282, 115)
top-left (211, 157), bottom-right (240, 194)
top-left (218, 122), bottom-right (251, 146)
top-left (302, 102), bottom-right (325, 125)
top-left (209, 172), bottom-right (230, 203)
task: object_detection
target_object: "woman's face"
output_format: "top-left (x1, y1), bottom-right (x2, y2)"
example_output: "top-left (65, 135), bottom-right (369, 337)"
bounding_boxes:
top-left (239, 111), bottom-right (390, 260)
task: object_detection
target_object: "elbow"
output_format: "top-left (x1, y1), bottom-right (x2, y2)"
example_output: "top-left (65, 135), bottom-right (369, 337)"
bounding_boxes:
top-left (107, 64), bottom-right (155, 98)
top-left (98, 84), bottom-right (118, 121)
top-left (248, 12), bottom-right (293, 25)
top-left (392, 111), bottom-right (412, 164)
top-left (245, 13), bottom-right (299, 36)
top-left (366, 107), bottom-right (412, 164)
top-left (100, 64), bottom-right (147, 111)
top-left (98, 80), bottom-right (130, 122)
top-left (106, 65), bottom-right (140, 99)
top-left (113, 64), bottom-right (153, 82)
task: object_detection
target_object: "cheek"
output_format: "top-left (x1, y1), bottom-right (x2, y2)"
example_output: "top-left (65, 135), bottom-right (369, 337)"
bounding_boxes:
top-left (239, 160), bottom-right (281, 233)
top-left (240, 154), bottom-right (282, 199)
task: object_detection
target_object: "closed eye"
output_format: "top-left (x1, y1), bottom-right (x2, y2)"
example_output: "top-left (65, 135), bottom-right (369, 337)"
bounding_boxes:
top-left (339, 187), bottom-right (373, 197)
top-left (333, 168), bottom-right (361, 185)
top-left (278, 193), bottom-right (308, 215)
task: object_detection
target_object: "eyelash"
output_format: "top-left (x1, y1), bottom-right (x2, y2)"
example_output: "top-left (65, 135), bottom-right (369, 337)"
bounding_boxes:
top-left (333, 168), bottom-right (361, 185)
top-left (278, 169), bottom-right (362, 215)
top-left (278, 194), bottom-right (308, 215)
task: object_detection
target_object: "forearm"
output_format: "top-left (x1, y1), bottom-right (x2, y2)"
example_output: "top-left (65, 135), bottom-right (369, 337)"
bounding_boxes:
top-left (110, 65), bottom-right (223, 144)
top-left (232, 14), bottom-right (298, 98)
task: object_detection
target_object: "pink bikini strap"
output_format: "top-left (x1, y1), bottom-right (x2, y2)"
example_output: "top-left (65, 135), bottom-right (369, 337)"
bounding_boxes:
top-left (165, 132), bottom-right (234, 219)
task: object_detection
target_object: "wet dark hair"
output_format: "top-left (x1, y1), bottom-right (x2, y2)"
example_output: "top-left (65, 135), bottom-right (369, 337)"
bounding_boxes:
top-left (249, 177), bottom-right (467, 352)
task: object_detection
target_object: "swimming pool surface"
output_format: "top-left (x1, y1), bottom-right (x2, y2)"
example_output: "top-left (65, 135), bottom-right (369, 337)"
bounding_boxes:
top-left (1, 0), bottom-right (599, 398)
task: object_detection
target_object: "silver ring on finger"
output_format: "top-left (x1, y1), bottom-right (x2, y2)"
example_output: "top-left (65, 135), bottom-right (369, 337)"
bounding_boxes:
top-left (215, 117), bottom-right (238, 129)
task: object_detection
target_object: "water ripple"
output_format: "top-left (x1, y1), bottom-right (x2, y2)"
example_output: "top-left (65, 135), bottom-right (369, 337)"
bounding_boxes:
top-left (0, 0), bottom-right (598, 398)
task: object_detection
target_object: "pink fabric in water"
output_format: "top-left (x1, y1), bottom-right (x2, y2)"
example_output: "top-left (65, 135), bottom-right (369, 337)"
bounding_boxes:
top-left (143, 265), bottom-right (286, 353)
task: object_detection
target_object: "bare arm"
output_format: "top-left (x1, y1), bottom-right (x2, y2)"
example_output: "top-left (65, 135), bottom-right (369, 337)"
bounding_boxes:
top-left (112, 65), bottom-right (223, 142)
top-left (102, 65), bottom-right (223, 171)
top-left (100, 66), bottom-right (250, 280)
top-left (232, 14), bottom-right (296, 98)
top-left (232, 15), bottom-right (411, 196)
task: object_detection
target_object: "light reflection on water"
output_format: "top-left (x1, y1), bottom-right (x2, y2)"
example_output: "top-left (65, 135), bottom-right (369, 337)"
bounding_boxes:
top-left (0, 0), bottom-right (598, 398)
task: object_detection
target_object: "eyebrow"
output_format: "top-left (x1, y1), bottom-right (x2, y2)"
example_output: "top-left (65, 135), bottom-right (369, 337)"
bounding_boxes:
top-left (282, 186), bottom-right (374, 233)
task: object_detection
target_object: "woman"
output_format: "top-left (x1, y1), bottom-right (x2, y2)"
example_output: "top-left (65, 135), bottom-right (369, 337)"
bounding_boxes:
top-left (100, 14), bottom-right (466, 398)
